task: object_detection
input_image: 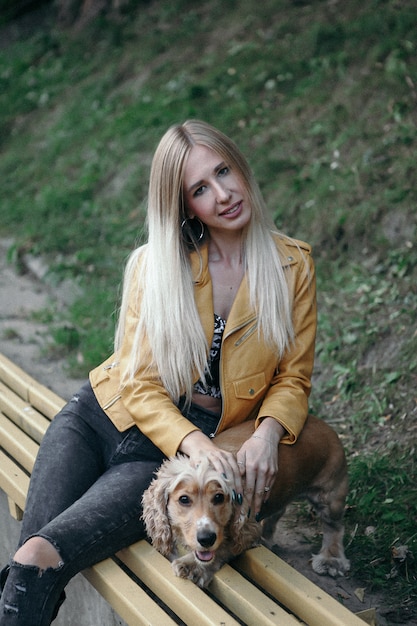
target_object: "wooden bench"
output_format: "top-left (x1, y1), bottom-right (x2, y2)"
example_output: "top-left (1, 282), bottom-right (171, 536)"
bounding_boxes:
top-left (0, 352), bottom-right (370, 626)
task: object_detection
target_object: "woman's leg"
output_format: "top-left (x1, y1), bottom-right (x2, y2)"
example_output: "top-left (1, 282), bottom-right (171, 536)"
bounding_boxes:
top-left (0, 459), bottom-right (158, 626)
top-left (17, 384), bottom-right (110, 544)
top-left (0, 383), bottom-right (161, 626)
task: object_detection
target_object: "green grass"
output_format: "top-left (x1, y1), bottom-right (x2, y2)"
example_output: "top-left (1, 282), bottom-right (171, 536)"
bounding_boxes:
top-left (345, 450), bottom-right (417, 621)
top-left (1, 0), bottom-right (416, 616)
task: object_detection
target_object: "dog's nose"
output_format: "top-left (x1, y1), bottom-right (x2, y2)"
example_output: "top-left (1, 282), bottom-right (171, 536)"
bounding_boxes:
top-left (197, 531), bottom-right (217, 548)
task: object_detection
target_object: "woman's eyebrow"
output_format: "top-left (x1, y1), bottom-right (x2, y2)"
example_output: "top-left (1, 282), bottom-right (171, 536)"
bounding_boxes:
top-left (187, 162), bottom-right (227, 193)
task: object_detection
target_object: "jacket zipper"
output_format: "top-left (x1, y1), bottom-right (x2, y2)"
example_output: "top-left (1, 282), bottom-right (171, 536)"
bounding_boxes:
top-left (234, 322), bottom-right (258, 346)
top-left (223, 316), bottom-right (257, 343)
top-left (214, 317), bottom-right (257, 435)
top-left (103, 395), bottom-right (122, 410)
top-left (103, 361), bottom-right (119, 370)
top-left (102, 361), bottom-right (122, 409)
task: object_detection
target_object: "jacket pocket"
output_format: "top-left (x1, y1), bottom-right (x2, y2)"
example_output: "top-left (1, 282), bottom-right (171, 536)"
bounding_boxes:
top-left (233, 372), bottom-right (266, 400)
top-left (89, 359), bottom-right (135, 432)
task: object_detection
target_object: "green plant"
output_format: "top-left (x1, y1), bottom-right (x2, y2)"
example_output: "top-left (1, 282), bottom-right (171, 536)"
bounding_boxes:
top-left (346, 450), bottom-right (417, 618)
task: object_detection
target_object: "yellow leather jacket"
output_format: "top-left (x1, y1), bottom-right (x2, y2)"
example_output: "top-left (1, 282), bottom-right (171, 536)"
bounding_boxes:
top-left (90, 237), bottom-right (316, 458)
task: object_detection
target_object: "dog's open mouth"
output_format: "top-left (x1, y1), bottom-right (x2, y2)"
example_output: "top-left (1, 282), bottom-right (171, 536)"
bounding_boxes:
top-left (195, 550), bottom-right (215, 563)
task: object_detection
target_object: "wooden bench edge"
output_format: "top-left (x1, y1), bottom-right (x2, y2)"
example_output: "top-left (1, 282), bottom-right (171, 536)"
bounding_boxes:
top-left (0, 353), bottom-right (64, 419)
top-left (235, 546), bottom-right (366, 626)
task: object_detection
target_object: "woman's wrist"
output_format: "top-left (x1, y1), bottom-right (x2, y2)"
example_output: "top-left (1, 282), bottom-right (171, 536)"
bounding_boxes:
top-left (255, 416), bottom-right (286, 442)
top-left (178, 429), bottom-right (211, 456)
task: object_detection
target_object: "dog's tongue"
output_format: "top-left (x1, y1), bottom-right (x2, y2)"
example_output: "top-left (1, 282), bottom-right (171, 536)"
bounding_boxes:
top-left (196, 550), bottom-right (214, 562)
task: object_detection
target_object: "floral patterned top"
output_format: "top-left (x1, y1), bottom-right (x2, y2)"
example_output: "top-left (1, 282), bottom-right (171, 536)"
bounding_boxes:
top-left (193, 313), bottom-right (226, 399)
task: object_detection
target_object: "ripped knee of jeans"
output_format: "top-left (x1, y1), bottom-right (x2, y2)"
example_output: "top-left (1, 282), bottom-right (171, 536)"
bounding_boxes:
top-left (1, 560), bottom-right (67, 621)
top-left (11, 559), bottom-right (64, 579)
top-left (14, 535), bottom-right (65, 575)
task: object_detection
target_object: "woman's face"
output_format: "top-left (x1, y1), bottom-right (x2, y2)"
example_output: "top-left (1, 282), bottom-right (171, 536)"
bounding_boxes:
top-left (183, 144), bottom-right (251, 237)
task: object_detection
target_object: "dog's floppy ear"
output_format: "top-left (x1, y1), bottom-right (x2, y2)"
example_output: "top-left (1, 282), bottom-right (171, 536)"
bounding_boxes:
top-left (142, 461), bottom-right (174, 556)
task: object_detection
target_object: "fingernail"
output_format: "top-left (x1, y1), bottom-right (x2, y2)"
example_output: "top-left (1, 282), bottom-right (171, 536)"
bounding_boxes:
top-left (255, 512), bottom-right (261, 522)
top-left (247, 507), bottom-right (251, 519)
top-left (232, 489), bottom-right (237, 502)
top-left (222, 473), bottom-right (228, 479)
top-left (237, 493), bottom-right (243, 505)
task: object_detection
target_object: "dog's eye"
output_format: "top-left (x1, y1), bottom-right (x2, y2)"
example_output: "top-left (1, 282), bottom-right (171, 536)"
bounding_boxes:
top-left (178, 495), bottom-right (191, 506)
top-left (213, 493), bottom-right (225, 505)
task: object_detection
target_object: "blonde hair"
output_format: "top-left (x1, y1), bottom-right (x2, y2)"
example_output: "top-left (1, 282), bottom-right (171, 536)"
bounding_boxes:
top-left (115, 120), bottom-right (296, 403)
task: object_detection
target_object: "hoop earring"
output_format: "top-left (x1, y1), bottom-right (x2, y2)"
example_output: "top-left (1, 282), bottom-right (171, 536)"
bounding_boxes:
top-left (181, 217), bottom-right (205, 247)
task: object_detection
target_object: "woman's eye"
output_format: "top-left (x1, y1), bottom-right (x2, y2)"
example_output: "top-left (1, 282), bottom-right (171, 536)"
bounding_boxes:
top-left (193, 185), bottom-right (205, 197)
top-left (218, 166), bottom-right (229, 177)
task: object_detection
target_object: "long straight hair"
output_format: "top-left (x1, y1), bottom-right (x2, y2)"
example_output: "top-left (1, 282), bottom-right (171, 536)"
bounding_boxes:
top-left (115, 120), bottom-right (296, 403)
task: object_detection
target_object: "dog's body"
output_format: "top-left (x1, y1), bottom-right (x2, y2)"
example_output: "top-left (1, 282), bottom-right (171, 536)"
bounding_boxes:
top-left (142, 415), bottom-right (350, 587)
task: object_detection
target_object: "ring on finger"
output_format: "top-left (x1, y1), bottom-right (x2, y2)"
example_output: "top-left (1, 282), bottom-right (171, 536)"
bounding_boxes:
top-left (264, 487), bottom-right (270, 492)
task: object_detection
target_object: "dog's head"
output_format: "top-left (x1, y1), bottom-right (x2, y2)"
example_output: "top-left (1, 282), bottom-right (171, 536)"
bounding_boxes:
top-left (142, 455), bottom-right (236, 564)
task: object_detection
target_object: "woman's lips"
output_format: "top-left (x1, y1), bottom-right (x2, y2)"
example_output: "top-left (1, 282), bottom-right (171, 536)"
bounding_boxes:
top-left (219, 201), bottom-right (242, 217)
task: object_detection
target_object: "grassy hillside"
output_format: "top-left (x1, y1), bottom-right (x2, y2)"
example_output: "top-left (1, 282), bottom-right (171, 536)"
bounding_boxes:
top-left (1, 0), bottom-right (416, 619)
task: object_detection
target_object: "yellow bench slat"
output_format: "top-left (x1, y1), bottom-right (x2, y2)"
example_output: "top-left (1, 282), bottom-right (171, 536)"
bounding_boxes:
top-left (28, 384), bottom-right (65, 422)
top-left (83, 557), bottom-right (177, 626)
top-left (235, 547), bottom-right (365, 626)
top-left (0, 354), bottom-right (36, 402)
top-left (210, 561), bottom-right (301, 625)
top-left (0, 450), bottom-right (28, 514)
top-left (0, 412), bottom-right (39, 472)
top-left (7, 495), bottom-right (24, 521)
top-left (0, 381), bottom-right (50, 444)
top-left (0, 353), bottom-right (64, 420)
top-left (118, 541), bottom-right (241, 625)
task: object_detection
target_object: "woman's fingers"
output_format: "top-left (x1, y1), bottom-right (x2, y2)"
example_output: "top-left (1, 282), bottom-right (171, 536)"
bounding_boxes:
top-left (237, 439), bottom-right (278, 516)
top-left (210, 450), bottom-right (244, 503)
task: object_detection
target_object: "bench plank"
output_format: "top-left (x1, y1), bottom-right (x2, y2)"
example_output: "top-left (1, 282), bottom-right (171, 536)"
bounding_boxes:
top-left (83, 557), bottom-right (178, 625)
top-left (210, 562), bottom-right (301, 625)
top-left (0, 381), bottom-right (50, 444)
top-left (0, 353), bottom-right (64, 420)
top-left (7, 496), bottom-right (24, 521)
top-left (0, 412), bottom-right (38, 472)
top-left (0, 450), bottom-right (28, 516)
top-left (235, 547), bottom-right (365, 626)
top-left (0, 354), bottom-right (37, 403)
top-left (28, 384), bottom-right (65, 422)
top-left (118, 541), bottom-right (241, 625)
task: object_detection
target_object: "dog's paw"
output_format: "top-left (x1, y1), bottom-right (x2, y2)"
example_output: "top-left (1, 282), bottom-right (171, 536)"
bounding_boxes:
top-left (311, 553), bottom-right (351, 577)
top-left (172, 556), bottom-right (213, 588)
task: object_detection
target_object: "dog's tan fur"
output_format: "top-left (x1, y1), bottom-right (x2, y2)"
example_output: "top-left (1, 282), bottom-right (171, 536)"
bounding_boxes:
top-left (142, 415), bottom-right (350, 587)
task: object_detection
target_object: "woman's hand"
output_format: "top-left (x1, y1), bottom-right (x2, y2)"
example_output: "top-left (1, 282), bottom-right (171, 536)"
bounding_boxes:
top-left (236, 417), bottom-right (285, 517)
top-left (179, 430), bottom-right (244, 506)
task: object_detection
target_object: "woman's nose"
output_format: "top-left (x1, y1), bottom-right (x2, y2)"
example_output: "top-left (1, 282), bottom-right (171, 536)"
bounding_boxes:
top-left (215, 182), bottom-right (231, 203)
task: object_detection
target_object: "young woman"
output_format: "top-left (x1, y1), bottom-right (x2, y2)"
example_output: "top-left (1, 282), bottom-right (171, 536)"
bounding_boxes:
top-left (0, 120), bottom-right (316, 625)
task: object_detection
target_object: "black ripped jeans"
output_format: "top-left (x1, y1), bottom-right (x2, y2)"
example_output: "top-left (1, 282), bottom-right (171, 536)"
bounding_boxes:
top-left (0, 382), bottom-right (220, 625)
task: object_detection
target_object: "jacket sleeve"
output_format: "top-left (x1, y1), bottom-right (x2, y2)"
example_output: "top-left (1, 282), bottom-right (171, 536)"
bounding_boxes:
top-left (255, 248), bottom-right (317, 443)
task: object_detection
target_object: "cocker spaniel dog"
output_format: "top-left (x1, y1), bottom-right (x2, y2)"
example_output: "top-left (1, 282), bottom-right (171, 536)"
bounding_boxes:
top-left (142, 415), bottom-right (350, 588)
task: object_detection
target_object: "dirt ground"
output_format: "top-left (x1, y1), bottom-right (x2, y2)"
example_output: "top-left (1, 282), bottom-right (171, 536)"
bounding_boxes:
top-left (0, 237), bottom-right (406, 625)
